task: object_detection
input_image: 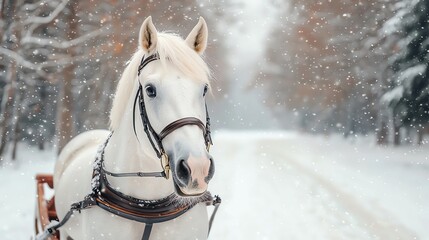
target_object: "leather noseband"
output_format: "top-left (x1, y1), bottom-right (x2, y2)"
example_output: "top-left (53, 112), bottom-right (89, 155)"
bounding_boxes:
top-left (159, 117), bottom-right (206, 140)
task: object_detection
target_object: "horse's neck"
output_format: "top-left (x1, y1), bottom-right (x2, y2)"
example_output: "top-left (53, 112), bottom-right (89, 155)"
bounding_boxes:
top-left (103, 94), bottom-right (174, 200)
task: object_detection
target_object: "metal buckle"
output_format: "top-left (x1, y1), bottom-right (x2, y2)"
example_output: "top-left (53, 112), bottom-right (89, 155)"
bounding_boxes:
top-left (161, 153), bottom-right (170, 179)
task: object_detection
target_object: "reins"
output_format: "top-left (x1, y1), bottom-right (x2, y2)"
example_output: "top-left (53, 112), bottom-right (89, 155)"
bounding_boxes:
top-left (36, 53), bottom-right (221, 240)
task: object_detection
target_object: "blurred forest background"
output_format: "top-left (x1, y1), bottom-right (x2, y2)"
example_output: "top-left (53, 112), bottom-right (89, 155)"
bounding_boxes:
top-left (1, 0), bottom-right (429, 163)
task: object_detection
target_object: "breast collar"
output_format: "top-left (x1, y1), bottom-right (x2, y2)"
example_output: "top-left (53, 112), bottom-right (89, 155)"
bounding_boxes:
top-left (38, 132), bottom-right (220, 240)
top-left (91, 132), bottom-right (216, 225)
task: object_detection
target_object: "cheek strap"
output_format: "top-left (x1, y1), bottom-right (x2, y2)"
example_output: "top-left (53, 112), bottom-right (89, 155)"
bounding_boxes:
top-left (132, 54), bottom-right (213, 179)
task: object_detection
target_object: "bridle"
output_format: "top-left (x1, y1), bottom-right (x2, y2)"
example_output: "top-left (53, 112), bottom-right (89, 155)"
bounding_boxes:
top-left (126, 53), bottom-right (213, 180)
top-left (38, 53), bottom-right (220, 240)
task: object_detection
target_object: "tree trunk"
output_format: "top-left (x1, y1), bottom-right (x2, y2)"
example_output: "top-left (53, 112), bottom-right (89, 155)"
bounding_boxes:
top-left (9, 80), bottom-right (23, 161)
top-left (376, 119), bottom-right (388, 145)
top-left (0, 62), bottom-right (16, 163)
top-left (417, 126), bottom-right (424, 145)
top-left (56, 2), bottom-right (78, 154)
top-left (393, 124), bottom-right (401, 146)
top-left (11, 116), bottom-right (20, 160)
top-left (376, 62), bottom-right (389, 145)
top-left (0, 0), bottom-right (17, 164)
top-left (404, 127), bottom-right (412, 144)
top-left (56, 66), bottom-right (75, 154)
top-left (37, 86), bottom-right (47, 150)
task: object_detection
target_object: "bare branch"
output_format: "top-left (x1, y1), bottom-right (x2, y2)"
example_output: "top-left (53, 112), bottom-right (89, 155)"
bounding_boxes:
top-left (0, 47), bottom-right (39, 70)
top-left (21, 0), bottom-right (47, 12)
top-left (21, 26), bottom-right (109, 49)
top-left (23, 0), bottom-right (69, 25)
top-left (0, 46), bottom-right (108, 73)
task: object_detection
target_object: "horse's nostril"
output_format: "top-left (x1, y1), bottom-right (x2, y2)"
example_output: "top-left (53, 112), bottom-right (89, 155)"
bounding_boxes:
top-left (176, 159), bottom-right (191, 186)
top-left (206, 157), bottom-right (215, 183)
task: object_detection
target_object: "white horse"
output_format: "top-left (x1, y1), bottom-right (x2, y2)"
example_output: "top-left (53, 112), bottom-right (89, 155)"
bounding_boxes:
top-left (52, 16), bottom-right (216, 240)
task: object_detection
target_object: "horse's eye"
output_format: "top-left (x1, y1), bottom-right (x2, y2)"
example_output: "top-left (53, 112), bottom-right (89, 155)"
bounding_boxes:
top-left (145, 84), bottom-right (157, 98)
top-left (203, 84), bottom-right (209, 96)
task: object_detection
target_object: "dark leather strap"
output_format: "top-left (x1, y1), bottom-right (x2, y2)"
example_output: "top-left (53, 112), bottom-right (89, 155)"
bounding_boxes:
top-left (100, 173), bottom-right (181, 214)
top-left (138, 85), bottom-right (164, 158)
top-left (138, 53), bottom-right (159, 76)
top-left (207, 195), bottom-right (221, 235)
top-left (103, 164), bottom-right (166, 178)
top-left (141, 223), bottom-right (153, 240)
top-left (37, 195), bottom-right (97, 238)
top-left (204, 103), bottom-right (213, 147)
top-left (95, 197), bottom-right (193, 224)
top-left (97, 166), bottom-right (214, 224)
top-left (159, 117), bottom-right (206, 140)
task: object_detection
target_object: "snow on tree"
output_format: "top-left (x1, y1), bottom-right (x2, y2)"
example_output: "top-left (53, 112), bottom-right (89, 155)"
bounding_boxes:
top-left (256, 0), bottom-right (397, 136)
top-left (381, 0), bottom-right (429, 144)
top-left (0, 0), bottom-right (111, 159)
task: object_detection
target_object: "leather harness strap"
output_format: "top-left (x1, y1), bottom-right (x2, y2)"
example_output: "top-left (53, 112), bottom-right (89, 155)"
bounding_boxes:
top-left (159, 117), bottom-right (206, 140)
top-left (97, 163), bottom-right (208, 222)
top-left (95, 197), bottom-right (193, 224)
top-left (142, 224), bottom-right (153, 240)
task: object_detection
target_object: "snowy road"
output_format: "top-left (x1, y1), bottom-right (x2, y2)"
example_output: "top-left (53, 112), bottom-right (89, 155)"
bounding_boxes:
top-left (1, 131), bottom-right (429, 239)
top-left (208, 132), bottom-right (429, 240)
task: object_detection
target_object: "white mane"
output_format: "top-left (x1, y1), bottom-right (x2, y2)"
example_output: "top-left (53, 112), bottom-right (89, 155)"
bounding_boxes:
top-left (109, 33), bottom-right (211, 130)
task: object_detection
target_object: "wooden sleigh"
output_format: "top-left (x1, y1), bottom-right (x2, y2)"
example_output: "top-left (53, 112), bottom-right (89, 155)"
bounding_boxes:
top-left (35, 174), bottom-right (60, 240)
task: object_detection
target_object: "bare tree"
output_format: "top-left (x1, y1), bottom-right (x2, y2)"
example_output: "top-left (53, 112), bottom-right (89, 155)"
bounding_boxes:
top-left (0, 0), bottom-right (108, 159)
top-left (56, 1), bottom-right (78, 153)
top-left (0, 0), bottom-right (18, 163)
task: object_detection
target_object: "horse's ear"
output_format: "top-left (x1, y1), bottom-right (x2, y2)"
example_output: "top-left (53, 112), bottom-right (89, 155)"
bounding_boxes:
top-left (139, 16), bottom-right (158, 53)
top-left (185, 17), bottom-right (208, 54)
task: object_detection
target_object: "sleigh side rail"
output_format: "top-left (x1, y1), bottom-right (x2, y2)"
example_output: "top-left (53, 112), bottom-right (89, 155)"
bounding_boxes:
top-left (35, 174), bottom-right (59, 240)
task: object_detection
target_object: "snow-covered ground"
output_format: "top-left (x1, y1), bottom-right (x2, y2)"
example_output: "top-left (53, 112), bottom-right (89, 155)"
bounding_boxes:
top-left (0, 145), bottom-right (56, 240)
top-left (1, 131), bottom-right (428, 239)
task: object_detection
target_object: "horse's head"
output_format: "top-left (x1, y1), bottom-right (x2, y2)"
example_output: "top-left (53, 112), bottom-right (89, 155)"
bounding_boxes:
top-left (136, 17), bottom-right (214, 196)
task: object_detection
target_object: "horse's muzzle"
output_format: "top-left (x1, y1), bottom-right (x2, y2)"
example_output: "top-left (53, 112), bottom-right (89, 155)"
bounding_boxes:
top-left (172, 154), bottom-right (214, 196)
